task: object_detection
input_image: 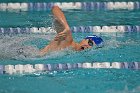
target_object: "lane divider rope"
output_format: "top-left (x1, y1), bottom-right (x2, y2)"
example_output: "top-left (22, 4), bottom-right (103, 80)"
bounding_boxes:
top-left (0, 62), bottom-right (140, 75)
top-left (0, 25), bottom-right (140, 35)
top-left (0, 2), bottom-right (140, 11)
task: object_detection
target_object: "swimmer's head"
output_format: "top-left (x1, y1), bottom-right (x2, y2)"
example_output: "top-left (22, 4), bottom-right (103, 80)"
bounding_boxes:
top-left (79, 35), bottom-right (104, 50)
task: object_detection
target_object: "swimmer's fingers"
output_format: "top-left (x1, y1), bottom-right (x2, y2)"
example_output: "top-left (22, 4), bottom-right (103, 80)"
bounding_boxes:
top-left (54, 34), bottom-right (66, 41)
top-left (54, 35), bottom-right (62, 41)
top-left (58, 31), bottom-right (67, 37)
top-left (56, 31), bottom-right (67, 38)
top-left (54, 29), bottom-right (68, 41)
top-left (54, 36), bottom-right (59, 41)
top-left (58, 33), bottom-right (67, 38)
top-left (58, 28), bottom-right (68, 35)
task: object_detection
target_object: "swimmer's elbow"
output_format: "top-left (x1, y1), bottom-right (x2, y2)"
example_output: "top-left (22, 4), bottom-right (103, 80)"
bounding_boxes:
top-left (39, 51), bottom-right (45, 56)
top-left (39, 47), bottom-right (49, 56)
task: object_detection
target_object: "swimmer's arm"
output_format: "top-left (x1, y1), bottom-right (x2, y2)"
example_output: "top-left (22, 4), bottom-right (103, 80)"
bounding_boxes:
top-left (39, 45), bottom-right (50, 56)
top-left (52, 6), bottom-right (70, 32)
top-left (52, 6), bottom-right (73, 41)
top-left (39, 6), bottom-right (73, 56)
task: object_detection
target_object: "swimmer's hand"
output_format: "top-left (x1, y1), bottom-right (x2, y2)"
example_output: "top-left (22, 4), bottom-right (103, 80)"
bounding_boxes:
top-left (54, 29), bottom-right (68, 41)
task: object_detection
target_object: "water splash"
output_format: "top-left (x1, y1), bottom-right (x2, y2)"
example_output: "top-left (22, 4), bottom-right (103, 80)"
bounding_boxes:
top-left (0, 34), bottom-right (53, 60)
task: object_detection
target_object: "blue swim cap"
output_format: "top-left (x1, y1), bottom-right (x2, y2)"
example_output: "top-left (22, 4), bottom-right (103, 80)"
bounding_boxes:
top-left (85, 35), bottom-right (104, 47)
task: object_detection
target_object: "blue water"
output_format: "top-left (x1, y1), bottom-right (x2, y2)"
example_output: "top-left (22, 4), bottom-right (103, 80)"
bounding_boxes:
top-left (0, 10), bottom-right (140, 27)
top-left (0, 32), bottom-right (140, 93)
top-left (0, 32), bottom-right (140, 64)
top-left (0, 1), bottom-right (140, 93)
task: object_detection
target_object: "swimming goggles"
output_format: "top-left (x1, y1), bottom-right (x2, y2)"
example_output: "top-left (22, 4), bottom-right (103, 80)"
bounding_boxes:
top-left (87, 39), bottom-right (94, 46)
top-left (80, 39), bottom-right (94, 50)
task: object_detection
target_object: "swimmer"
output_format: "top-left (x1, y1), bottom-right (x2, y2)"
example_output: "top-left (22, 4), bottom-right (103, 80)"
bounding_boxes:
top-left (40, 6), bottom-right (103, 56)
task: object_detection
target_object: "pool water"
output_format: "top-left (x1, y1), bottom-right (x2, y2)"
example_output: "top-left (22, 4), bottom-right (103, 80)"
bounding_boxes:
top-left (0, 10), bottom-right (140, 27)
top-left (0, 32), bottom-right (140, 64)
top-left (0, 1), bottom-right (140, 93)
top-left (0, 32), bottom-right (140, 93)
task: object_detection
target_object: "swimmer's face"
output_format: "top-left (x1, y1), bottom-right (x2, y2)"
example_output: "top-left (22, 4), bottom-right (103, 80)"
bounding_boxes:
top-left (79, 39), bottom-right (95, 50)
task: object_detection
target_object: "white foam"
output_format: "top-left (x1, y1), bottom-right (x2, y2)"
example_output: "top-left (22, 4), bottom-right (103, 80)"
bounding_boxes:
top-left (0, 35), bottom-right (41, 60)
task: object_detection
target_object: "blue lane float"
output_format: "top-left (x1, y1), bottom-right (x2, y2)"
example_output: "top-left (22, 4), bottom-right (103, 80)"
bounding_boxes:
top-left (125, 25), bottom-right (140, 32)
top-left (0, 62), bottom-right (140, 75)
top-left (0, 65), bottom-right (4, 74)
top-left (0, 26), bottom-right (140, 35)
top-left (28, 3), bottom-right (54, 11)
top-left (82, 2), bottom-right (107, 10)
top-left (0, 2), bottom-right (140, 11)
